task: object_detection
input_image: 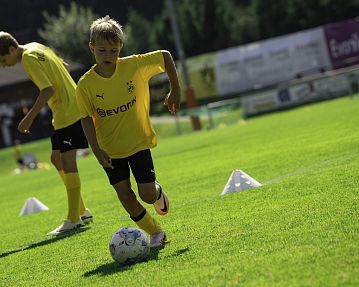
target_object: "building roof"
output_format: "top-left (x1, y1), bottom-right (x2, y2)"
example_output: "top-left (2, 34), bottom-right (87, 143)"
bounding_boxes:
top-left (0, 60), bottom-right (83, 87)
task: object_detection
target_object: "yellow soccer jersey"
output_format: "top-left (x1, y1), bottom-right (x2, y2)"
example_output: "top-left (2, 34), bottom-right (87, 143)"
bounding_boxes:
top-left (76, 50), bottom-right (165, 158)
top-left (22, 42), bottom-right (81, 129)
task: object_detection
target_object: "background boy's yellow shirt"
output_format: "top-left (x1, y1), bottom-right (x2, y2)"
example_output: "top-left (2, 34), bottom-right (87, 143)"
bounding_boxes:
top-left (22, 42), bottom-right (81, 130)
top-left (76, 51), bottom-right (165, 158)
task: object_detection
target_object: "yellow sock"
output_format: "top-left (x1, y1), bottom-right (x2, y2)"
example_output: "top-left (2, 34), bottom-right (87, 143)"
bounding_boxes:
top-left (59, 170), bottom-right (86, 215)
top-left (58, 170), bottom-right (65, 183)
top-left (64, 172), bottom-right (82, 223)
top-left (78, 196), bottom-right (86, 215)
top-left (133, 210), bottom-right (161, 235)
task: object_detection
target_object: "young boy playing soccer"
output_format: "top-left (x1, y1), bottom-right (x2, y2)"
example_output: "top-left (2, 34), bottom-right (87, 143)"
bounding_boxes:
top-left (76, 16), bottom-right (181, 248)
top-left (0, 31), bottom-right (93, 235)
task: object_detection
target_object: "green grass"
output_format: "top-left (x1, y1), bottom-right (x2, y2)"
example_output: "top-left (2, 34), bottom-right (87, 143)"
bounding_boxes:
top-left (0, 96), bottom-right (358, 286)
top-left (152, 104), bottom-right (244, 138)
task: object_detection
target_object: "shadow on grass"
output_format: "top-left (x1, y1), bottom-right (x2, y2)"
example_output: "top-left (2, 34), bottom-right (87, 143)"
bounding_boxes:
top-left (164, 247), bottom-right (189, 258)
top-left (0, 227), bottom-right (90, 259)
top-left (83, 247), bottom-right (190, 277)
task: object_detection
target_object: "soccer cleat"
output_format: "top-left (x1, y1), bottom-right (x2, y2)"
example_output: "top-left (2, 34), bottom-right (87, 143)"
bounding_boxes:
top-left (150, 230), bottom-right (166, 248)
top-left (47, 218), bottom-right (84, 235)
top-left (80, 208), bottom-right (93, 224)
top-left (153, 182), bottom-right (169, 216)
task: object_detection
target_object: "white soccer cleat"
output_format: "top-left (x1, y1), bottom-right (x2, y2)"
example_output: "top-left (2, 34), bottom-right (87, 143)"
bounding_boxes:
top-left (153, 182), bottom-right (169, 216)
top-left (47, 218), bottom-right (84, 235)
top-left (80, 208), bottom-right (93, 224)
top-left (150, 230), bottom-right (167, 248)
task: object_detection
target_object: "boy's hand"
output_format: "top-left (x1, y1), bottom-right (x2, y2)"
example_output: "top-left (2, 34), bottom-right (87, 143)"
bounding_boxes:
top-left (18, 116), bottom-right (33, 134)
top-left (94, 149), bottom-right (114, 169)
top-left (164, 88), bottom-right (181, 114)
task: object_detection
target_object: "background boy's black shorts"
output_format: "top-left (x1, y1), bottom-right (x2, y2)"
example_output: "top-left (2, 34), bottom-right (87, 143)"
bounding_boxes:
top-left (104, 149), bottom-right (156, 185)
top-left (51, 120), bottom-right (88, 153)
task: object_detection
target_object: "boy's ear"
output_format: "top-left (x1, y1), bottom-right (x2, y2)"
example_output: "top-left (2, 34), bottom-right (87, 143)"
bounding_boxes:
top-left (88, 42), bottom-right (94, 53)
top-left (8, 46), bottom-right (16, 54)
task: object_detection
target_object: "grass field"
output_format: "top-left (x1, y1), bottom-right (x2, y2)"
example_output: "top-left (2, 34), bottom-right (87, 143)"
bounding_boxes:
top-left (0, 96), bottom-right (358, 286)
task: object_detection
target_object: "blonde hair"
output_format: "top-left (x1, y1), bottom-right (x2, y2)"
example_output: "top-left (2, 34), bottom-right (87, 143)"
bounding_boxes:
top-left (90, 15), bottom-right (124, 45)
top-left (0, 31), bottom-right (18, 55)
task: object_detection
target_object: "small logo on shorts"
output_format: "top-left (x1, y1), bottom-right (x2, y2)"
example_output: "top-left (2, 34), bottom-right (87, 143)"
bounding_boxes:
top-left (96, 93), bottom-right (104, 100)
top-left (63, 139), bottom-right (73, 146)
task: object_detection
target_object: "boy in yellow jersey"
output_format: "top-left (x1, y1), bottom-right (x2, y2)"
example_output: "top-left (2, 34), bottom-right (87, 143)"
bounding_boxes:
top-left (0, 32), bottom-right (93, 235)
top-left (76, 16), bottom-right (181, 248)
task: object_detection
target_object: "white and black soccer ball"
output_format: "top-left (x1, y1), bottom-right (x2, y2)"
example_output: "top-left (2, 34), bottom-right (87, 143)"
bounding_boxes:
top-left (109, 227), bottom-right (150, 265)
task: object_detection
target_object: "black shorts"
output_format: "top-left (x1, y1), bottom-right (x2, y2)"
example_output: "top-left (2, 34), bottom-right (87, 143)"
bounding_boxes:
top-left (104, 149), bottom-right (156, 185)
top-left (51, 120), bottom-right (88, 153)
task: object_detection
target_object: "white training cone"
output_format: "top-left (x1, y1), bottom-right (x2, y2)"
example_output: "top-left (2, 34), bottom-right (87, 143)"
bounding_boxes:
top-left (221, 169), bottom-right (262, 195)
top-left (19, 197), bottom-right (49, 216)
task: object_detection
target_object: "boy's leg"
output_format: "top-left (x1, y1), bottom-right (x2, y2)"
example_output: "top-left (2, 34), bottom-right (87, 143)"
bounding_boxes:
top-left (57, 120), bottom-right (89, 219)
top-left (50, 135), bottom-right (67, 186)
top-left (50, 149), bottom-right (62, 171)
top-left (128, 199), bottom-right (166, 248)
top-left (47, 123), bottom-right (90, 235)
top-left (61, 149), bottom-right (83, 223)
top-left (50, 149), bottom-right (67, 184)
top-left (137, 182), bottom-right (158, 203)
top-left (106, 155), bottom-right (166, 248)
top-left (113, 180), bottom-right (163, 238)
top-left (51, 149), bottom-right (87, 216)
top-left (47, 150), bottom-right (84, 235)
top-left (113, 179), bottom-right (145, 217)
top-left (130, 149), bottom-right (170, 216)
top-left (138, 182), bottom-right (169, 216)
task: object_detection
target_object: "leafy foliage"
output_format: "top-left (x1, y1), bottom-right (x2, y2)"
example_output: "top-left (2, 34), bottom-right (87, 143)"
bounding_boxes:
top-left (38, 2), bottom-right (98, 68)
top-left (253, 0), bottom-right (359, 38)
top-left (122, 9), bottom-right (153, 56)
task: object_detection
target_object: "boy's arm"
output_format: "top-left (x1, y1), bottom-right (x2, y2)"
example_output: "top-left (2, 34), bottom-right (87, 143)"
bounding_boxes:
top-left (18, 86), bottom-right (54, 133)
top-left (161, 50), bottom-right (181, 114)
top-left (81, 116), bottom-right (113, 169)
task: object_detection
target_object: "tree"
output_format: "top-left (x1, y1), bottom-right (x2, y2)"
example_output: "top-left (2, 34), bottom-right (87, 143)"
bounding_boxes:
top-left (136, 0), bottom-right (257, 58)
top-left (252, 0), bottom-right (359, 39)
top-left (38, 2), bottom-right (98, 68)
top-left (122, 8), bottom-right (153, 55)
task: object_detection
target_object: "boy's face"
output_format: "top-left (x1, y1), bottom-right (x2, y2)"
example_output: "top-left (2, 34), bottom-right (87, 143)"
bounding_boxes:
top-left (89, 38), bottom-right (122, 69)
top-left (0, 46), bottom-right (18, 67)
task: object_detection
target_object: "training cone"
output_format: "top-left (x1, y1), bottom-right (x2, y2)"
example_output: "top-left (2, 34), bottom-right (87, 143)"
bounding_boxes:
top-left (19, 197), bottom-right (49, 216)
top-left (221, 169), bottom-right (262, 195)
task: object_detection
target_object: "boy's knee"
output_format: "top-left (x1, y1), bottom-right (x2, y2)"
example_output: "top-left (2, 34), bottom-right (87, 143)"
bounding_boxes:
top-left (60, 151), bottom-right (77, 172)
top-left (138, 187), bottom-right (157, 204)
top-left (50, 152), bottom-right (61, 169)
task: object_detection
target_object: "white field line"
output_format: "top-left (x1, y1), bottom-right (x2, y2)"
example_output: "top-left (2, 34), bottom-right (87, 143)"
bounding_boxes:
top-left (263, 151), bottom-right (359, 185)
top-left (175, 151), bottom-right (359, 207)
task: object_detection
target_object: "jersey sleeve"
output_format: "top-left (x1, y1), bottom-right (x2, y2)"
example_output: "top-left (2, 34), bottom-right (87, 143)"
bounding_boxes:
top-left (22, 53), bottom-right (53, 91)
top-left (76, 83), bottom-right (94, 118)
top-left (136, 51), bottom-right (165, 81)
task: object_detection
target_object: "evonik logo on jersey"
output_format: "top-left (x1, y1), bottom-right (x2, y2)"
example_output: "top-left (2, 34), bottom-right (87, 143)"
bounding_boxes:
top-left (96, 96), bottom-right (136, 117)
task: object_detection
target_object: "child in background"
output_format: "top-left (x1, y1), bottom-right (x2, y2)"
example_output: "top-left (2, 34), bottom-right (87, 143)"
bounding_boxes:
top-left (0, 32), bottom-right (93, 235)
top-left (76, 16), bottom-right (181, 248)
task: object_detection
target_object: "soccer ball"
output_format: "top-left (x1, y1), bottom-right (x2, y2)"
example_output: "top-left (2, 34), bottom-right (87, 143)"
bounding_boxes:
top-left (109, 227), bottom-right (150, 265)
